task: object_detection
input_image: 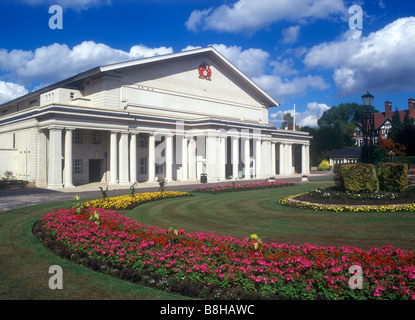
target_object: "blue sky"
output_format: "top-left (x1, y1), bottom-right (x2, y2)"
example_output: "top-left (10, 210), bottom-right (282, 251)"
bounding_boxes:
top-left (0, 0), bottom-right (414, 128)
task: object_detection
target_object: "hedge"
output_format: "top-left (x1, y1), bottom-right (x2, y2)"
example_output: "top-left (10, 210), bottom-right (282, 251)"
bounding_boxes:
top-left (377, 162), bottom-right (408, 192)
top-left (340, 163), bottom-right (378, 193)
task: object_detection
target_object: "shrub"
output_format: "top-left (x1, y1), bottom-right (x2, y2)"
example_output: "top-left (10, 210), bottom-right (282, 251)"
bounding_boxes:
top-left (317, 160), bottom-right (330, 171)
top-left (333, 164), bottom-right (344, 190)
top-left (377, 162), bottom-right (408, 192)
top-left (340, 163), bottom-right (378, 193)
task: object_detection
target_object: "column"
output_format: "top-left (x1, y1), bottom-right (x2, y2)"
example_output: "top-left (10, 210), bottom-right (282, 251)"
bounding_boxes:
top-left (130, 133), bottom-right (137, 183)
top-left (279, 143), bottom-right (285, 176)
top-left (288, 144), bottom-right (293, 176)
top-left (244, 137), bottom-right (250, 179)
top-left (255, 138), bottom-right (261, 178)
top-left (165, 134), bottom-right (173, 181)
top-left (232, 136), bottom-right (239, 179)
top-left (220, 136), bottom-right (226, 181)
top-left (188, 137), bottom-right (197, 180)
top-left (48, 127), bottom-right (63, 188)
top-left (181, 135), bottom-right (188, 181)
top-left (110, 131), bottom-right (118, 185)
top-left (148, 133), bottom-right (155, 182)
top-left (302, 145), bottom-right (310, 174)
top-left (271, 142), bottom-right (276, 176)
top-left (64, 128), bottom-right (74, 188)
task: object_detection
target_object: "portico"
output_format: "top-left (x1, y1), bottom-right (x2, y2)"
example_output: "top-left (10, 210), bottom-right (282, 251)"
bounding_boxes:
top-left (0, 47), bottom-right (311, 187)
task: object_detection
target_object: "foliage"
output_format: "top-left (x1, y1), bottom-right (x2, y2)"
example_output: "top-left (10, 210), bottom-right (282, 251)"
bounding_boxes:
top-left (377, 139), bottom-right (406, 159)
top-left (129, 183), bottom-right (137, 197)
top-left (99, 186), bottom-right (109, 199)
top-left (388, 110), bottom-right (415, 156)
top-left (3, 170), bottom-right (13, 180)
top-left (340, 163), bottom-right (378, 193)
top-left (317, 160), bottom-right (330, 171)
top-left (196, 180), bottom-right (294, 193)
top-left (318, 103), bottom-right (378, 127)
top-left (158, 178), bottom-right (168, 192)
top-left (359, 143), bottom-right (386, 164)
top-left (377, 163), bottom-right (409, 192)
top-left (36, 207), bottom-right (415, 300)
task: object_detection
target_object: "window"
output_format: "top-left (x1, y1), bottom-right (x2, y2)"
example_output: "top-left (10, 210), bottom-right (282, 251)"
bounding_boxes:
top-left (139, 157), bottom-right (147, 174)
top-left (138, 133), bottom-right (147, 148)
top-left (92, 131), bottom-right (100, 144)
top-left (73, 130), bottom-right (83, 144)
top-left (73, 160), bottom-right (83, 174)
top-left (155, 163), bottom-right (163, 174)
top-left (70, 92), bottom-right (75, 99)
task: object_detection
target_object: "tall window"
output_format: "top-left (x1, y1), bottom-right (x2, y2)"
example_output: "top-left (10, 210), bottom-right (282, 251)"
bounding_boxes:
top-left (73, 130), bottom-right (83, 144)
top-left (139, 157), bottom-right (147, 174)
top-left (138, 133), bottom-right (147, 148)
top-left (92, 131), bottom-right (101, 144)
top-left (73, 159), bottom-right (83, 174)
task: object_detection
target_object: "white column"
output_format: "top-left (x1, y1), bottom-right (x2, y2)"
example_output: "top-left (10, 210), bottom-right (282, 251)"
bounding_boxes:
top-left (188, 137), bottom-right (196, 180)
top-left (165, 134), bottom-right (173, 181)
top-left (288, 144), bottom-right (293, 176)
top-left (148, 133), bottom-right (155, 182)
top-left (255, 138), bottom-right (261, 178)
top-left (232, 136), bottom-right (239, 180)
top-left (271, 142), bottom-right (276, 176)
top-left (119, 132), bottom-right (130, 185)
top-left (110, 131), bottom-right (118, 185)
top-left (64, 128), bottom-right (74, 188)
top-left (244, 137), bottom-right (250, 179)
top-left (48, 127), bottom-right (63, 189)
top-left (220, 136), bottom-right (226, 181)
top-left (302, 145), bottom-right (310, 174)
top-left (279, 143), bottom-right (285, 176)
top-left (130, 133), bottom-right (137, 183)
top-left (181, 135), bottom-right (188, 181)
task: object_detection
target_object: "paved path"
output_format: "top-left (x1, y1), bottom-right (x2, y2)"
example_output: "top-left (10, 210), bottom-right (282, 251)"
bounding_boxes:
top-left (0, 172), bottom-right (333, 212)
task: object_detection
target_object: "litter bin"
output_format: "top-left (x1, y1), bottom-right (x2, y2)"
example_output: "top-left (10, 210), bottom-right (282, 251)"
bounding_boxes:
top-left (200, 173), bottom-right (207, 183)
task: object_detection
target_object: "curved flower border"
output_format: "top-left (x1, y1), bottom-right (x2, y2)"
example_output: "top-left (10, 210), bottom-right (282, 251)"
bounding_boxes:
top-left (278, 193), bottom-right (415, 213)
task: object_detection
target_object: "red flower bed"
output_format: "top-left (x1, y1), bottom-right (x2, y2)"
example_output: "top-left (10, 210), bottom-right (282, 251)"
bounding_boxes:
top-left (34, 207), bottom-right (415, 300)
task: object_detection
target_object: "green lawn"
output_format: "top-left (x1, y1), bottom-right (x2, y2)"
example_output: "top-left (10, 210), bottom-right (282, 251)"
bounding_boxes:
top-left (1, 182), bottom-right (415, 300)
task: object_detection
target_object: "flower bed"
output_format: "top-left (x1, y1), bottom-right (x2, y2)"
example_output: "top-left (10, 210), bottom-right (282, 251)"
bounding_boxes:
top-left (34, 207), bottom-right (415, 300)
top-left (278, 194), bottom-right (415, 213)
top-left (196, 180), bottom-right (295, 194)
top-left (278, 186), bottom-right (415, 212)
top-left (82, 191), bottom-right (190, 210)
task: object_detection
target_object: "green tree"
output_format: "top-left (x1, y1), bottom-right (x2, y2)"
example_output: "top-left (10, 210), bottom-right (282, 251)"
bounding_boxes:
top-left (281, 112), bottom-right (294, 130)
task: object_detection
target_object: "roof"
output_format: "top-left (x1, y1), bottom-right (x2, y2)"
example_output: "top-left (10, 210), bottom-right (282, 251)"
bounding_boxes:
top-left (328, 147), bottom-right (361, 157)
top-left (0, 46), bottom-right (279, 109)
top-left (357, 109), bottom-right (412, 129)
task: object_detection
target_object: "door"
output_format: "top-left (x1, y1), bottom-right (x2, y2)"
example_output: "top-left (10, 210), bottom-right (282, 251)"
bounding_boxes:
top-left (89, 159), bottom-right (102, 182)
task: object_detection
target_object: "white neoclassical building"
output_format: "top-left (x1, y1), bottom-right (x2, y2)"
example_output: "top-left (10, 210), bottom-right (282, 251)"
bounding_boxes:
top-left (0, 47), bottom-right (311, 188)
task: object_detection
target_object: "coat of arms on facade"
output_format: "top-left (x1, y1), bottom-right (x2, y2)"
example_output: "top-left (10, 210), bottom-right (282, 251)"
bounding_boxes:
top-left (198, 64), bottom-right (212, 80)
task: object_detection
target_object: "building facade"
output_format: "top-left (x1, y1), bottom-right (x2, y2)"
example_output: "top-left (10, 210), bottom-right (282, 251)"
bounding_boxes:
top-left (353, 99), bottom-right (415, 147)
top-left (0, 47), bottom-right (311, 188)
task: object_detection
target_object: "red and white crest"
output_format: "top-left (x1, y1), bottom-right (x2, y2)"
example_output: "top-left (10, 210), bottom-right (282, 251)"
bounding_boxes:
top-left (198, 64), bottom-right (212, 80)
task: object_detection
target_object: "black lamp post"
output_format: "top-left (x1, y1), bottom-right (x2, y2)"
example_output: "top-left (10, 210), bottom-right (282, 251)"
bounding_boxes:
top-left (361, 91), bottom-right (375, 163)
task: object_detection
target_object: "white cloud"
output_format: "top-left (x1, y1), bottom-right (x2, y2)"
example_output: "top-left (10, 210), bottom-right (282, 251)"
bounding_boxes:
top-left (253, 74), bottom-right (330, 102)
top-left (282, 26), bottom-right (301, 44)
top-left (23, 0), bottom-right (111, 10)
top-left (0, 41), bottom-right (173, 86)
top-left (270, 102), bottom-right (330, 128)
top-left (0, 81), bottom-right (28, 104)
top-left (303, 17), bottom-right (415, 95)
top-left (210, 44), bottom-right (270, 78)
top-left (186, 0), bottom-right (346, 33)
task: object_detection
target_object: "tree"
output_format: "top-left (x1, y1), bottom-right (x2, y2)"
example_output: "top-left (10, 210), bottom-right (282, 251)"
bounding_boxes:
top-left (318, 103), bottom-right (378, 127)
top-left (281, 112), bottom-right (294, 130)
top-left (377, 139), bottom-right (406, 159)
top-left (387, 110), bottom-right (415, 156)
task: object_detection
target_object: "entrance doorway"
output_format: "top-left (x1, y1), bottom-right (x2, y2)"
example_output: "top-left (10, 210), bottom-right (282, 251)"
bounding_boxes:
top-left (89, 159), bottom-right (102, 182)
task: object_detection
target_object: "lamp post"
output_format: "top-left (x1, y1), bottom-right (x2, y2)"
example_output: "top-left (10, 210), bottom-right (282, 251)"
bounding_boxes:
top-left (361, 91), bottom-right (375, 163)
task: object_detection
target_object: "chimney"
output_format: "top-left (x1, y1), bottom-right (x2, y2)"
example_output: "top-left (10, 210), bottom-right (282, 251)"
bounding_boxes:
top-left (385, 101), bottom-right (392, 118)
top-left (409, 98), bottom-right (415, 118)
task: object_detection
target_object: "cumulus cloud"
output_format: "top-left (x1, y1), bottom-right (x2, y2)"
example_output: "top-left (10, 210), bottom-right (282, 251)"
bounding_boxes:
top-left (0, 81), bottom-right (28, 104)
top-left (0, 41), bottom-right (173, 86)
top-left (270, 102), bottom-right (330, 128)
top-left (303, 17), bottom-right (415, 95)
top-left (186, 0), bottom-right (346, 33)
top-left (253, 74), bottom-right (330, 102)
